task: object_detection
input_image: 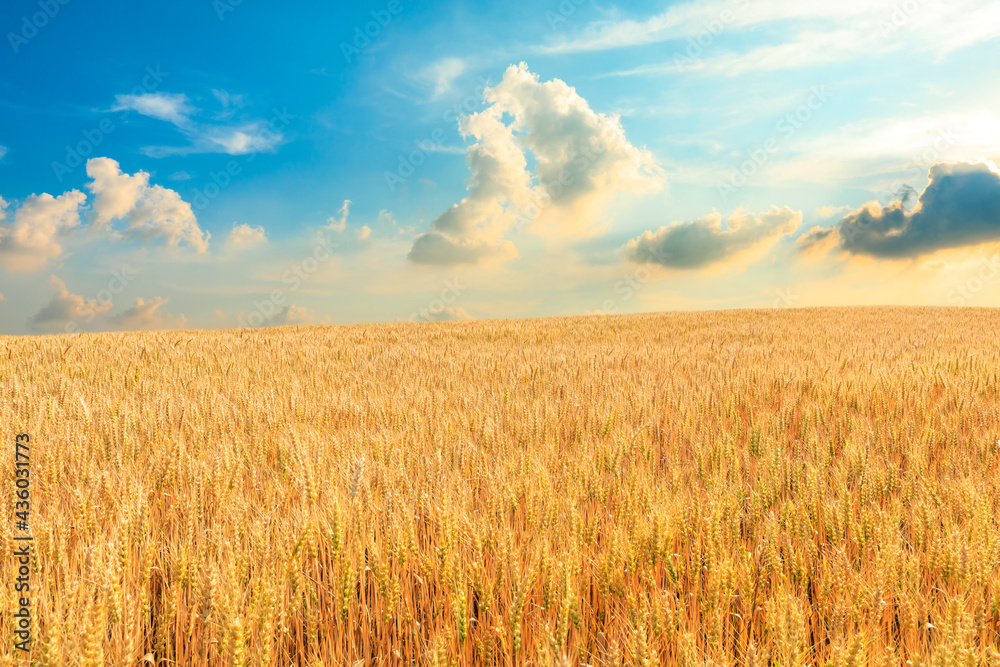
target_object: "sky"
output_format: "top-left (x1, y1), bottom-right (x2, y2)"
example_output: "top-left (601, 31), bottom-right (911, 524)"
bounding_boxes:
top-left (1, 0), bottom-right (999, 334)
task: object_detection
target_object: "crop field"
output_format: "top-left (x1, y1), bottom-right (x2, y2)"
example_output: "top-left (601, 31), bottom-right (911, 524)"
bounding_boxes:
top-left (2, 306), bottom-right (999, 666)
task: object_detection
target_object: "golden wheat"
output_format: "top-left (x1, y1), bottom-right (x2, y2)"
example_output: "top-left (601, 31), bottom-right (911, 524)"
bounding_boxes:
top-left (1, 306), bottom-right (999, 665)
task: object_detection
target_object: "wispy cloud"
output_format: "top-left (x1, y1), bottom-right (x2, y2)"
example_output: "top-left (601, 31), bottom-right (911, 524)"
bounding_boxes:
top-left (548, 0), bottom-right (1000, 77)
top-left (113, 92), bottom-right (195, 125)
top-left (112, 90), bottom-right (285, 157)
top-left (417, 57), bottom-right (467, 100)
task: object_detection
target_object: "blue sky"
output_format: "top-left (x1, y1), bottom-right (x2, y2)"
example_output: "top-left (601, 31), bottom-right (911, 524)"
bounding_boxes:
top-left (1, 0), bottom-right (1000, 334)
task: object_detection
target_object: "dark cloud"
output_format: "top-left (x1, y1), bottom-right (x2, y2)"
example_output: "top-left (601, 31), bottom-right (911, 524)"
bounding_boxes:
top-left (407, 232), bottom-right (516, 265)
top-left (625, 206), bottom-right (801, 269)
top-left (795, 226), bottom-right (839, 255)
top-left (809, 161), bottom-right (1000, 259)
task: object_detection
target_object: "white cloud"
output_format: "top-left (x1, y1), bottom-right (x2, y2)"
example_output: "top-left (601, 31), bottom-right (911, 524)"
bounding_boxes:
top-left (377, 209), bottom-right (397, 226)
top-left (114, 90), bottom-right (284, 157)
top-left (225, 222), bottom-right (267, 250)
top-left (326, 200), bottom-right (351, 232)
top-left (141, 121), bottom-right (284, 158)
top-left (197, 121), bottom-right (283, 155)
top-left (113, 92), bottom-right (194, 125)
top-left (0, 146), bottom-right (7, 161)
top-left (110, 296), bottom-right (187, 331)
top-left (419, 57), bottom-right (467, 99)
top-left (211, 88), bottom-right (247, 116)
top-left (409, 63), bottom-right (663, 265)
top-left (86, 157), bottom-right (149, 232)
top-left (85, 157), bottom-right (210, 252)
top-left (28, 276), bottom-right (113, 333)
top-left (604, 29), bottom-right (863, 78)
top-left (0, 190), bottom-right (86, 272)
top-left (772, 110), bottom-right (1000, 186)
top-left (550, 0), bottom-right (1000, 76)
top-left (356, 225), bottom-right (371, 241)
top-left (538, 0), bottom-right (861, 54)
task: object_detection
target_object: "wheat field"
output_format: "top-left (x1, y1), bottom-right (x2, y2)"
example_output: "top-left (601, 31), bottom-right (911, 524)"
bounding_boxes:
top-left (2, 306), bottom-right (999, 666)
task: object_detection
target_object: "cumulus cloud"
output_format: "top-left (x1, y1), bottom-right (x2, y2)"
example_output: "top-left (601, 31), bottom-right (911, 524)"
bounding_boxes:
top-left (408, 63), bottom-right (663, 266)
top-left (109, 297), bottom-right (187, 331)
top-left (85, 157), bottom-right (210, 252)
top-left (28, 276), bottom-right (113, 333)
top-left (356, 225), bottom-right (371, 241)
top-left (486, 63), bottom-right (664, 235)
top-left (801, 161), bottom-right (1000, 259)
top-left (0, 190), bottom-right (86, 272)
top-left (86, 157), bottom-right (150, 232)
top-left (625, 206), bottom-right (802, 269)
top-left (225, 222), bottom-right (266, 250)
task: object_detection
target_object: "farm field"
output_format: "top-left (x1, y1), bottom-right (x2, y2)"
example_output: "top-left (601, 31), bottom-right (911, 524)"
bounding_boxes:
top-left (2, 306), bottom-right (1000, 666)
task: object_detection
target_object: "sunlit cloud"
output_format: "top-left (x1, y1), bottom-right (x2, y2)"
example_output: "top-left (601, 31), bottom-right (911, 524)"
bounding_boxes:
top-left (409, 63), bottom-right (663, 265)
